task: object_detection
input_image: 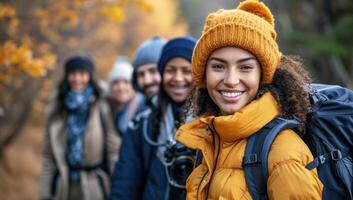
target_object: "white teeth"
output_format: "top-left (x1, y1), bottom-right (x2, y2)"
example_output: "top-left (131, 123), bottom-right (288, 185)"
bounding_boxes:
top-left (172, 85), bottom-right (186, 89)
top-left (221, 91), bottom-right (242, 97)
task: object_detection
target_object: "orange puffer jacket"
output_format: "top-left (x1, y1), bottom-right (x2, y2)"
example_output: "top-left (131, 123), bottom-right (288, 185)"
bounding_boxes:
top-left (176, 92), bottom-right (323, 200)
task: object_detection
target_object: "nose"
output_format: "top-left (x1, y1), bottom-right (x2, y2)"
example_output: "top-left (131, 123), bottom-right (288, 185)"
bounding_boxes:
top-left (116, 82), bottom-right (125, 90)
top-left (143, 72), bottom-right (152, 85)
top-left (174, 70), bottom-right (183, 82)
top-left (223, 67), bottom-right (239, 87)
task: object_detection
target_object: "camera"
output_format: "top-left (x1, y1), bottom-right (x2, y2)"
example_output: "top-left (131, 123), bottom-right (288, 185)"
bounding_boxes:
top-left (163, 141), bottom-right (196, 188)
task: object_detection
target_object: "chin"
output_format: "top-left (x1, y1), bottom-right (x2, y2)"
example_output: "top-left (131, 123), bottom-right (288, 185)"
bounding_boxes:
top-left (171, 97), bottom-right (185, 104)
top-left (221, 107), bottom-right (241, 115)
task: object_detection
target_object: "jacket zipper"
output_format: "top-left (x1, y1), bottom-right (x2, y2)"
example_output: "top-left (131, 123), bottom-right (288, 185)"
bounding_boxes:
top-left (197, 171), bottom-right (209, 199)
top-left (198, 119), bottom-right (221, 199)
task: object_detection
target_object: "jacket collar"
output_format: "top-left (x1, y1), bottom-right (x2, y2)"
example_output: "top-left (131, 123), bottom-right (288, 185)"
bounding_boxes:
top-left (177, 92), bottom-right (280, 145)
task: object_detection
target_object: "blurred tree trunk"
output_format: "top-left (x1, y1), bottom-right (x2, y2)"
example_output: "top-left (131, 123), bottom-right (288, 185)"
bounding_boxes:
top-left (0, 0), bottom-right (189, 155)
top-left (271, 0), bottom-right (353, 88)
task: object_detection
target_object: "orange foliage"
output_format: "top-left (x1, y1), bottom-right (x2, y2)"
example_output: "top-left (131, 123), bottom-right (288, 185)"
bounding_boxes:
top-left (0, 0), bottom-right (188, 121)
top-left (0, 2), bottom-right (189, 198)
top-left (100, 5), bottom-right (126, 23)
top-left (0, 40), bottom-right (56, 79)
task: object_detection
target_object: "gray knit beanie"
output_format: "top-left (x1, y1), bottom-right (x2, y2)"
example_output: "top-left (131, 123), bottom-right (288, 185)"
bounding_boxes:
top-left (132, 36), bottom-right (167, 91)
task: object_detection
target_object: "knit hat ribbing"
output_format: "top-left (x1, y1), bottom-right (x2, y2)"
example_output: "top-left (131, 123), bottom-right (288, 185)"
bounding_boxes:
top-left (158, 36), bottom-right (197, 74)
top-left (192, 0), bottom-right (281, 88)
top-left (132, 36), bottom-right (167, 69)
top-left (108, 56), bottom-right (133, 83)
top-left (64, 53), bottom-right (95, 77)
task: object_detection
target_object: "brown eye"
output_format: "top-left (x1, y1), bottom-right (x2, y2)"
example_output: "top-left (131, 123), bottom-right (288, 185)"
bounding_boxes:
top-left (211, 64), bottom-right (225, 70)
top-left (150, 68), bottom-right (158, 74)
top-left (183, 68), bottom-right (192, 74)
top-left (164, 67), bottom-right (175, 74)
top-left (137, 72), bottom-right (144, 78)
top-left (240, 65), bottom-right (253, 71)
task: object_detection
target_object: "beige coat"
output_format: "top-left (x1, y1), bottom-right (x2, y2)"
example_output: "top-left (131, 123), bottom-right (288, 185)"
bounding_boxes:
top-left (40, 98), bottom-right (121, 200)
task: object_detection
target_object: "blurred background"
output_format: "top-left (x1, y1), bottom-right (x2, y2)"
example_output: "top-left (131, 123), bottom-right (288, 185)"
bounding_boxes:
top-left (0, 0), bottom-right (352, 199)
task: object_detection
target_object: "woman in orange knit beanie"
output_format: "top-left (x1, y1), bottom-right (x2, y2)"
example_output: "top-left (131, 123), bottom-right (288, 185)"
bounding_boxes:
top-left (175, 0), bottom-right (323, 199)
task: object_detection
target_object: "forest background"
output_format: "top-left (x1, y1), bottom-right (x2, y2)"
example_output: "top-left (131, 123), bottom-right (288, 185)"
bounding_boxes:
top-left (0, 0), bottom-right (352, 199)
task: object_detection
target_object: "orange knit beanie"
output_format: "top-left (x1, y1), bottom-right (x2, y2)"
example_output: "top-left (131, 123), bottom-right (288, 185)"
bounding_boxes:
top-left (192, 0), bottom-right (282, 88)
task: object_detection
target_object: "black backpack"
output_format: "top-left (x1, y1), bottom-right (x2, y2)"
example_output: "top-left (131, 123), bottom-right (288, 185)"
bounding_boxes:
top-left (243, 84), bottom-right (353, 200)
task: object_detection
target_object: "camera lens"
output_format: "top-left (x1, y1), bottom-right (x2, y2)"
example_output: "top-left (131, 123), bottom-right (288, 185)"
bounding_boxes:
top-left (169, 155), bottom-right (195, 186)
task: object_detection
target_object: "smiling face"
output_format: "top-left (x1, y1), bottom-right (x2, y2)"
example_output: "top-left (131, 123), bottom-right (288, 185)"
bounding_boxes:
top-left (136, 63), bottom-right (161, 98)
top-left (67, 69), bottom-right (90, 92)
top-left (110, 79), bottom-right (135, 105)
top-left (163, 57), bottom-right (193, 103)
top-left (205, 47), bottom-right (261, 115)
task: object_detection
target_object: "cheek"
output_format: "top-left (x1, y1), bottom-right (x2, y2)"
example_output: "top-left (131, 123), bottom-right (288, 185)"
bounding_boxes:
top-left (248, 73), bottom-right (261, 92)
top-left (205, 76), bottom-right (218, 103)
top-left (205, 71), bottom-right (220, 91)
top-left (186, 74), bottom-right (193, 84)
top-left (67, 74), bottom-right (75, 83)
top-left (154, 73), bottom-right (161, 82)
top-left (137, 77), bottom-right (144, 86)
top-left (83, 76), bottom-right (90, 84)
top-left (126, 84), bottom-right (134, 92)
top-left (163, 73), bottom-right (173, 85)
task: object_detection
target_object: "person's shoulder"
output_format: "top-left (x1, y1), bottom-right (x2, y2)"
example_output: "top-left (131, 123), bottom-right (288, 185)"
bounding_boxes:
top-left (268, 129), bottom-right (314, 168)
top-left (128, 107), bottom-right (153, 130)
top-left (135, 107), bottom-right (153, 121)
top-left (95, 97), bottom-right (111, 114)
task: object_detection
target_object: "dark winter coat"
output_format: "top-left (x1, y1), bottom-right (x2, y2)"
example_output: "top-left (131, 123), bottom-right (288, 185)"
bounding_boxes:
top-left (110, 107), bottom-right (170, 200)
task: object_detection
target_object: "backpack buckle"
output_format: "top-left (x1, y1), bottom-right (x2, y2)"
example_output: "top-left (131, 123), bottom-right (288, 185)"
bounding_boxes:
top-left (330, 149), bottom-right (342, 161)
top-left (243, 154), bottom-right (258, 165)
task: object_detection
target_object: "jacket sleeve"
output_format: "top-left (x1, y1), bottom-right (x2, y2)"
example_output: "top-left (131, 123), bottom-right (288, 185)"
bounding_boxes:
top-left (267, 130), bottom-right (323, 200)
top-left (101, 100), bottom-right (121, 174)
top-left (40, 110), bottom-right (57, 199)
top-left (110, 120), bottom-right (146, 200)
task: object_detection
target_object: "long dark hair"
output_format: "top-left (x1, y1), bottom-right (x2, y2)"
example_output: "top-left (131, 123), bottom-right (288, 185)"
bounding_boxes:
top-left (185, 55), bottom-right (312, 132)
top-left (51, 74), bottom-right (102, 118)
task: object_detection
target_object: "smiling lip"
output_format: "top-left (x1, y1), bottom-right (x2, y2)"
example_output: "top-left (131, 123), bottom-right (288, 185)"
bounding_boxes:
top-left (219, 90), bottom-right (244, 103)
top-left (168, 84), bottom-right (189, 95)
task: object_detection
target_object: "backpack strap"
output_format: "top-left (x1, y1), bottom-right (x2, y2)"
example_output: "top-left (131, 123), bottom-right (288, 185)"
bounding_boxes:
top-left (243, 117), bottom-right (300, 200)
top-left (306, 149), bottom-right (350, 170)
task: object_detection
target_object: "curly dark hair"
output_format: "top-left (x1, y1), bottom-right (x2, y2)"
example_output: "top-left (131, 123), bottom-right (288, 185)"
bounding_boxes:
top-left (185, 55), bottom-right (313, 132)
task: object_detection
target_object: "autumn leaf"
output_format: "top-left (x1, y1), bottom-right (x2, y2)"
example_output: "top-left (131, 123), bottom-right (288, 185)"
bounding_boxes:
top-left (0, 5), bottom-right (16, 19)
top-left (100, 5), bottom-right (126, 23)
top-left (136, 0), bottom-right (154, 13)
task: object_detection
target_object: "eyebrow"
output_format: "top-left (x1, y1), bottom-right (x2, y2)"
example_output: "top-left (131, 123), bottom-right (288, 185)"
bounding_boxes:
top-left (208, 56), bottom-right (257, 64)
top-left (165, 64), bottom-right (190, 69)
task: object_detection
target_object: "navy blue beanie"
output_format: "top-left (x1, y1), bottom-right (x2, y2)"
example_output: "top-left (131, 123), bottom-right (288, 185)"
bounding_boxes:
top-left (64, 53), bottom-right (95, 77)
top-left (158, 36), bottom-right (196, 74)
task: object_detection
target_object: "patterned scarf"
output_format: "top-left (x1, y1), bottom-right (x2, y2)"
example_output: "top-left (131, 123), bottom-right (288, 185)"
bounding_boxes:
top-left (65, 85), bottom-right (93, 182)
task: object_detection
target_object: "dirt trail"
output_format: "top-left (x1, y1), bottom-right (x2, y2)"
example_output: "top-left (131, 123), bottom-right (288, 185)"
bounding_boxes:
top-left (0, 124), bottom-right (44, 200)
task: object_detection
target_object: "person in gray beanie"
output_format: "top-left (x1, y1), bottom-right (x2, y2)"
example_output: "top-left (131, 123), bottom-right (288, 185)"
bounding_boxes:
top-left (132, 36), bottom-right (167, 102)
top-left (110, 36), bottom-right (196, 200)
